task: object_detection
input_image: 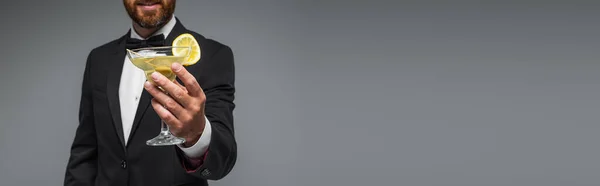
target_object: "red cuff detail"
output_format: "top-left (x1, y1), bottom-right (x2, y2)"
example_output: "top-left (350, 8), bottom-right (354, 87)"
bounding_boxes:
top-left (182, 149), bottom-right (210, 173)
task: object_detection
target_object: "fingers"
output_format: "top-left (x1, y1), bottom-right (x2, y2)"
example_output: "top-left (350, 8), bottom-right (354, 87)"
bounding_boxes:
top-left (174, 80), bottom-right (188, 94)
top-left (151, 98), bottom-right (182, 129)
top-left (144, 81), bottom-right (186, 118)
top-left (149, 72), bottom-right (192, 107)
top-left (171, 63), bottom-right (203, 97)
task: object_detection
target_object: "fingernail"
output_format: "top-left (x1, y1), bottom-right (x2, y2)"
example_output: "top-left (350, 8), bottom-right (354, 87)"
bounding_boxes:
top-left (144, 81), bottom-right (151, 88)
top-left (151, 72), bottom-right (160, 81)
top-left (172, 63), bottom-right (182, 72)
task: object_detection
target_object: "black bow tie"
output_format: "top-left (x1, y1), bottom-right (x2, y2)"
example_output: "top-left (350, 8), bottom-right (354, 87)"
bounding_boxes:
top-left (126, 34), bottom-right (165, 49)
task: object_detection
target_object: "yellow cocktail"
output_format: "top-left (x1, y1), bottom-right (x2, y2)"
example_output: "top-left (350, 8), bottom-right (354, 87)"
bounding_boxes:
top-left (130, 55), bottom-right (186, 85)
top-left (125, 46), bottom-right (190, 146)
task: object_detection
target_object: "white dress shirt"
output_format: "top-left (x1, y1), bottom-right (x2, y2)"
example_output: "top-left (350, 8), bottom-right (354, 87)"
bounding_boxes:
top-left (119, 16), bottom-right (211, 158)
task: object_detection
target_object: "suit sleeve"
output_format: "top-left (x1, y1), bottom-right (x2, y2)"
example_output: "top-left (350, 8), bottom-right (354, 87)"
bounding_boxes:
top-left (64, 52), bottom-right (98, 186)
top-left (178, 45), bottom-right (237, 180)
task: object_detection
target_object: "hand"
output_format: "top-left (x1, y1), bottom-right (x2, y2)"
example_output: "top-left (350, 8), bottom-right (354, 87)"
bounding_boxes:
top-left (144, 63), bottom-right (206, 147)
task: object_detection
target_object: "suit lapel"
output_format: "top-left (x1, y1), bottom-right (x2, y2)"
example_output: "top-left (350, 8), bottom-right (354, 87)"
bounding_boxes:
top-left (126, 18), bottom-right (190, 145)
top-left (106, 34), bottom-right (128, 150)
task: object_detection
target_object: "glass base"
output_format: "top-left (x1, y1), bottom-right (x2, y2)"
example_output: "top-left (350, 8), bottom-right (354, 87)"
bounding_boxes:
top-left (146, 133), bottom-right (185, 146)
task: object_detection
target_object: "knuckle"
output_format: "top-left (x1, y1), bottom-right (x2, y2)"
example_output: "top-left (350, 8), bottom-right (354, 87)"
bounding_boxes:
top-left (147, 86), bottom-right (158, 94)
top-left (181, 114), bottom-right (192, 124)
top-left (165, 100), bottom-right (177, 110)
top-left (185, 79), bottom-right (196, 86)
top-left (185, 74), bottom-right (196, 82)
top-left (173, 91), bottom-right (184, 100)
top-left (192, 105), bottom-right (202, 113)
top-left (188, 102), bottom-right (199, 111)
top-left (163, 113), bottom-right (175, 122)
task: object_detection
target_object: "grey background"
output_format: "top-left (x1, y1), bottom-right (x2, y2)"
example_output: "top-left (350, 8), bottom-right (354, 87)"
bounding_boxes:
top-left (1, 0), bottom-right (600, 186)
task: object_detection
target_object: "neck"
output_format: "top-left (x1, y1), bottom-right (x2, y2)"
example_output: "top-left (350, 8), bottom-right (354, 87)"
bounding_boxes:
top-left (132, 23), bottom-right (160, 39)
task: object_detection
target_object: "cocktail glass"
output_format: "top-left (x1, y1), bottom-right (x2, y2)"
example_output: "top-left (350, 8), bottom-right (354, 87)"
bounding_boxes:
top-left (126, 46), bottom-right (191, 146)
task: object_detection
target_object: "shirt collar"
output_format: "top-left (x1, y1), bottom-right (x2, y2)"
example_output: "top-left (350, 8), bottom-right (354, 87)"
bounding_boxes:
top-left (129, 15), bottom-right (177, 40)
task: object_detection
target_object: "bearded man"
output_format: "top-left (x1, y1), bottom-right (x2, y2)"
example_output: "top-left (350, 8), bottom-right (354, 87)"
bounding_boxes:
top-left (64, 0), bottom-right (237, 185)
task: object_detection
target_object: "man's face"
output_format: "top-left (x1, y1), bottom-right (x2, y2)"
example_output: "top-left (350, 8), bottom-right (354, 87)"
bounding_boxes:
top-left (123, 0), bottom-right (176, 28)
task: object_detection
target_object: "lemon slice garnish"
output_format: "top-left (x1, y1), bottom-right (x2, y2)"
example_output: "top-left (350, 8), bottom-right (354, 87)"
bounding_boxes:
top-left (172, 33), bottom-right (201, 66)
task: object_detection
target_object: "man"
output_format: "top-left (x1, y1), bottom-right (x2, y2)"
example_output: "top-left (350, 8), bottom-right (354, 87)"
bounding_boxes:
top-left (64, 0), bottom-right (236, 185)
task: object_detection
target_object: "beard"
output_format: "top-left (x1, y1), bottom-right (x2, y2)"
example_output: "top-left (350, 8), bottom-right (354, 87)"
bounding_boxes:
top-left (124, 0), bottom-right (176, 28)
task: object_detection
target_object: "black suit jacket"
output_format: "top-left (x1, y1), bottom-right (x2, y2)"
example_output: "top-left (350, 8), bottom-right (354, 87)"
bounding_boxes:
top-left (65, 18), bottom-right (237, 186)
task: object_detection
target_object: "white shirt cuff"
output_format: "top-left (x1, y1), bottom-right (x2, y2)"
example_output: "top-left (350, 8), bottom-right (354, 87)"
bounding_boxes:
top-left (177, 116), bottom-right (212, 158)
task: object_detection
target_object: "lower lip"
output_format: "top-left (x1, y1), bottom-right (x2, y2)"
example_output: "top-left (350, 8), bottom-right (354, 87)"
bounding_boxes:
top-left (138, 4), bottom-right (160, 11)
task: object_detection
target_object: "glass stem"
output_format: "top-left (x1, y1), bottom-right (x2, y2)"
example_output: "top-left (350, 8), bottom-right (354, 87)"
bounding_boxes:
top-left (160, 120), bottom-right (171, 136)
